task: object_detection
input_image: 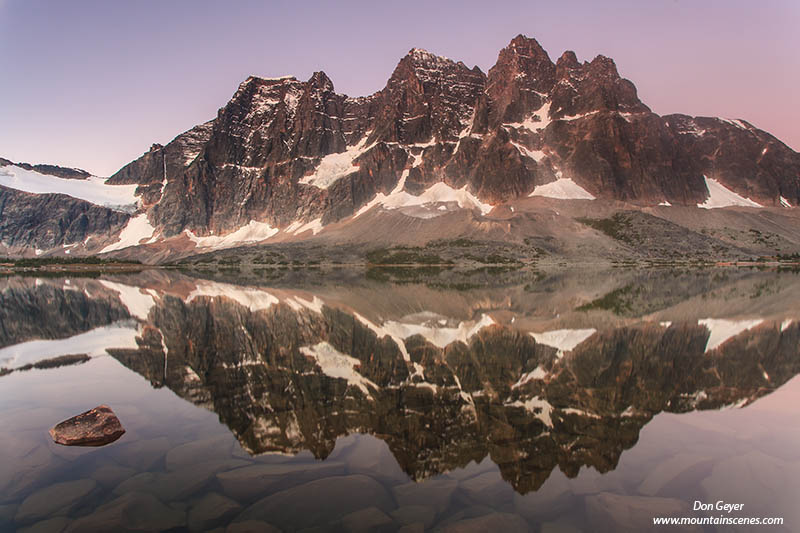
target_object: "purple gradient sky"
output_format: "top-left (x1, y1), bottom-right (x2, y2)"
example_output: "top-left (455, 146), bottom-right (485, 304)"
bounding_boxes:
top-left (1, 0), bottom-right (798, 176)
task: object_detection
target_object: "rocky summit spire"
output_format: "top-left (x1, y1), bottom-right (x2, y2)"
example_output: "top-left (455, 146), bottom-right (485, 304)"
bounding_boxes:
top-left (491, 34), bottom-right (556, 92)
top-left (485, 34), bottom-right (556, 126)
top-left (307, 71), bottom-right (334, 93)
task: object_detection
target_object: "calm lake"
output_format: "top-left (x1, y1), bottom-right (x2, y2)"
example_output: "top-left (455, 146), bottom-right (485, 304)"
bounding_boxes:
top-left (1, 267), bottom-right (798, 532)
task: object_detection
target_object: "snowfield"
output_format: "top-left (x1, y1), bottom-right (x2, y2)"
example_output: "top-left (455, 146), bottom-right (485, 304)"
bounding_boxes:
top-left (285, 218), bottom-right (324, 236)
top-left (698, 176), bottom-right (762, 209)
top-left (99, 280), bottom-right (157, 320)
top-left (529, 178), bottom-right (596, 200)
top-left (377, 313), bottom-right (495, 350)
top-left (187, 220), bottom-right (279, 250)
top-left (186, 280), bottom-right (279, 312)
top-left (100, 213), bottom-right (156, 253)
top-left (300, 342), bottom-right (378, 397)
top-left (355, 171), bottom-right (493, 218)
top-left (0, 164), bottom-right (138, 211)
top-left (698, 318), bottom-right (764, 352)
top-left (299, 135), bottom-right (373, 189)
top-left (530, 328), bottom-right (597, 358)
top-left (0, 322), bottom-right (140, 369)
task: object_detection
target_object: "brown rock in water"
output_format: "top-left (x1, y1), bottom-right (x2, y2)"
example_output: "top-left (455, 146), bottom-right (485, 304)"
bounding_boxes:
top-left (49, 405), bottom-right (125, 446)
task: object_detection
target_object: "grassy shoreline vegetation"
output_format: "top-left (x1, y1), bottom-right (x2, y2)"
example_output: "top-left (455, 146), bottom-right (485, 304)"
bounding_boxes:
top-left (4, 245), bottom-right (800, 274)
top-left (0, 256), bottom-right (145, 273)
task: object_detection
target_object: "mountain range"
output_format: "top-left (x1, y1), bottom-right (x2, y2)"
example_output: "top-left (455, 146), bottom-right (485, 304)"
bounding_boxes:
top-left (1, 35), bottom-right (799, 262)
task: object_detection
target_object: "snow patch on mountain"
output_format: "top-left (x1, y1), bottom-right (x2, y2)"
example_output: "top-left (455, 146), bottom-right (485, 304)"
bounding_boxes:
top-left (286, 218), bottom-right (324, 236)
top-left (99, 280), bottom-right (155, 320)
top-left (0, 164), bottom-right (139, 211)
top-left (300, 342), bottom-right (378, 398)
top-left (355, 171), bottom-right (493, 218)
top-left (698, 176), bottom-right (762, 209)
top-left (562, 407), bottom-right (602, 419)
top-left (717, 117), bottom-right (748, 130)
top-left (299, 135), bottom-right (373, 189)
top-left (560, 110), bottom-right (601, 121)
top-left (352, 312), bottom-right (412, 363)
top-left (529, 178), bottom-right (595, 200)
top-left (188, 220), bottom-right (278, 250)
top-left (512, 365), bottom-right (548, 389)
top-left (0, 322), bottom-right (140, 369)
top-left (530, 328), bottom-right (596, 358)
top-left (100, 214), bottom-right (156, 253)
top-left (699, 318), bottom-right (764, 352)
top-left (380, 313), bottom-right (495, 349)
top-left (511, 141), bottom-right (546, 162)
top-left (505, 101), bottom-right (552, 132)
top-left (286, 295), bottom-right (324, 314)
top-left (187, 280), bottom-right (279, 312)
top-left (506, 396), bottom-right (553, 427)
top-left (351, 311), bottom-right (494, 381)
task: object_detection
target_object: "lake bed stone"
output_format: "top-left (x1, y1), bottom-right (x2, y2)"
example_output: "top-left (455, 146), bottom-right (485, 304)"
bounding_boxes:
top-left (188, 492), bottom-right (242, 532)
top-left (64, 491), bottom-right (185, 533)
top-left (15, 479), bottom-right (96, 525)
top-left (235, 474), bottom-right (394, 530)
top-left (18, 516), bottom-right (72, 533)
top-left (217, 461), bottom-right (346, 501)
top-left (439, 512), bottom-right (530, 532)
top-left (391, 505), bottom-right (437, 529)
top-left (392, 479), bottom-right (458, 514)
top-left (339, 506), bottom-right (394, 532)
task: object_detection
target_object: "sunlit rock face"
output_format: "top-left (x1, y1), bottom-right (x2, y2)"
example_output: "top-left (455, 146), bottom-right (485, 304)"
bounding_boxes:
top-left (1, 270), bottom-right (783, 494)
top-left (7, 35), bottom-right (797, 258)
top-left (0, 185), bottom-right (130, 252)
top-left (112, 34), bottom-right (796, 242)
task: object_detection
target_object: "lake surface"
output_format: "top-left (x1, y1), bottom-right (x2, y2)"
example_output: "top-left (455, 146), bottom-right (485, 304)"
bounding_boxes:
top-left (1, 268), bottom-right (799, 532)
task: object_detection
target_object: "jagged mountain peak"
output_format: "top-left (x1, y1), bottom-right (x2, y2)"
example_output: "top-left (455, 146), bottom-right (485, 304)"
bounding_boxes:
top-left (307, 70), bottom-right (335, 92)
top-left (389, 46), bottom-right (480, 88)
top-left (243, 74), bottom-right (297, 84)
top-left (586, 54), bottom-right (622, 78)
top-left (485, 35), bottom-right (555, 126)
top-left (406, 47), bottom-right (453, 63)
top-left (505, 34), bottom-right (552, 61)
top-left (556, 50), bottom-right (580, 69)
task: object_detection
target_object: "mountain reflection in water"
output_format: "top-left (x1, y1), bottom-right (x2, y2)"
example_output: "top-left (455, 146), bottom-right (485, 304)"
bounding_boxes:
top-left (0, 268), bottom-right (798, 532)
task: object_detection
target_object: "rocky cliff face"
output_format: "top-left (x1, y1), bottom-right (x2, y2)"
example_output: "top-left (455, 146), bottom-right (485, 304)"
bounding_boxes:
top-left (5, 34), bottom-right (799, 257)
top-left (0, 186), bottom-right (130, 253)
top-left (103, 36), bottom-right (798, 241)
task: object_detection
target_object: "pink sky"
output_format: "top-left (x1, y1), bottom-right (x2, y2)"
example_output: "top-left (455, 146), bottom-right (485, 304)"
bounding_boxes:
top-left (1, 0), bottom-right (797, 176)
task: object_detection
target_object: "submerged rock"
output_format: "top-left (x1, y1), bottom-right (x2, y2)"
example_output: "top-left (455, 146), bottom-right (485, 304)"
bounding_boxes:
top-left (235, 474), bottom-right (394, 530)
top-left (64, 492), bottom-right (185, 532)
top-left (49, 405), bottom-right (125, 446)
top-left (15, 479), bottom-right (96, 524)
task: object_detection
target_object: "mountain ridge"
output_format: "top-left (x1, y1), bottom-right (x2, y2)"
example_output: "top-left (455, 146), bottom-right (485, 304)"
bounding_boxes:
top-left (1, 34), bottom-right (799, 260)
